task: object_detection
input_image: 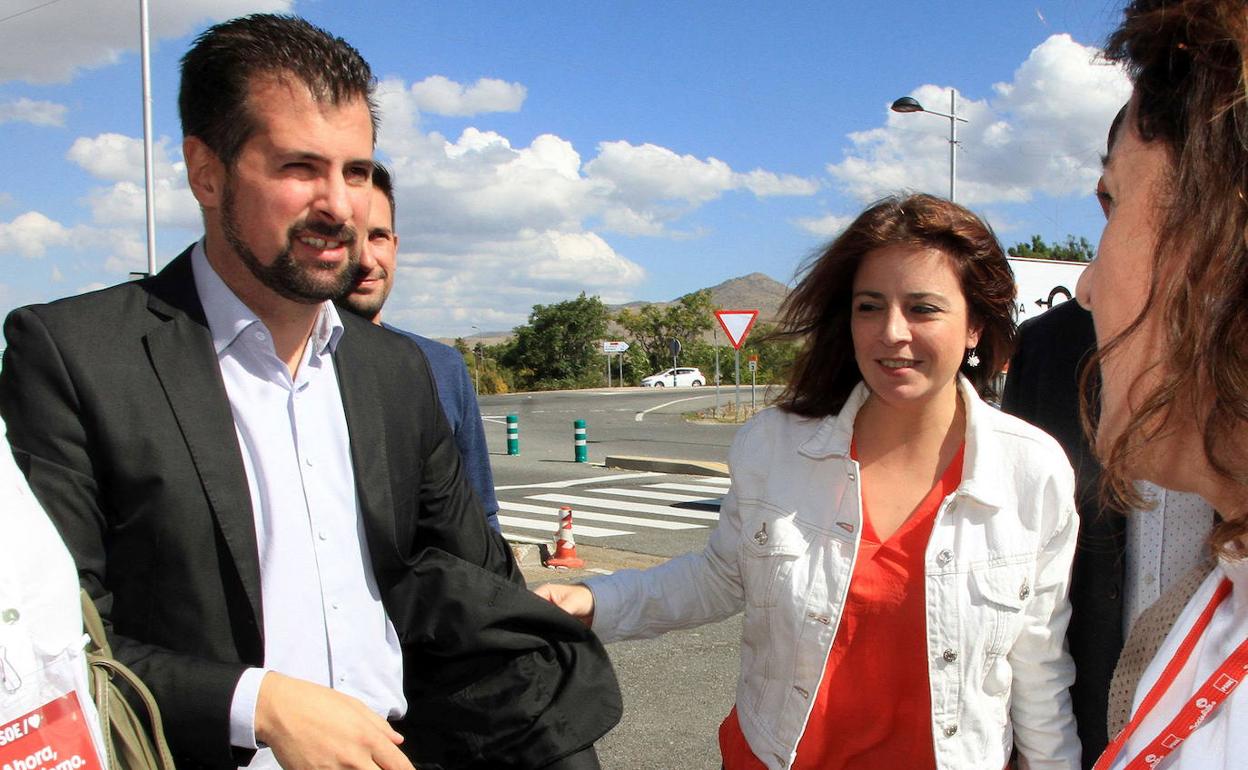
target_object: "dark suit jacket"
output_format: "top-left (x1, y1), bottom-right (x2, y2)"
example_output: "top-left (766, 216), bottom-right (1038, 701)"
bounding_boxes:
top-left (0, 249), bottom-right (616, 768)
top-left (1001, 300), bottom-right (1125, 768)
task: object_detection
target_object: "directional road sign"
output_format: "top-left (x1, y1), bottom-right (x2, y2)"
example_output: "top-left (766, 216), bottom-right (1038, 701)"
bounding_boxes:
top-left (602, 341), bottom-right (630, 353)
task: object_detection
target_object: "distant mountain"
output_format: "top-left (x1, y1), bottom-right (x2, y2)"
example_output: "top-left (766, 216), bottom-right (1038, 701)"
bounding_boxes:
top-left (610, 271), bottom-right (790, 322)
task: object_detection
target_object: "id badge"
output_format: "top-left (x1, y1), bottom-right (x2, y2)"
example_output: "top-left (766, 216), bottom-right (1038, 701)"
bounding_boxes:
top-left (0, 646), bottom-right (105, 770)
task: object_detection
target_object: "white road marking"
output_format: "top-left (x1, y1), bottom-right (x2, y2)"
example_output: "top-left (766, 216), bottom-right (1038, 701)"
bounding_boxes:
top-left (647, 482), bottom-right (733, 495)
top-left (634, 394), bottom-right (717, 422)
top-left (589, 487), bottom-right (710, 503)
top-left (495, 472), bottom-right (662, 491)
top-left (501, 531), bottom-right (549, 544)
top-left (527, 493), bottom-right (720, 522)
top-left (499, 501), bottom-right (703, 530)
top-left (496, 513), bottom-right (630, 538)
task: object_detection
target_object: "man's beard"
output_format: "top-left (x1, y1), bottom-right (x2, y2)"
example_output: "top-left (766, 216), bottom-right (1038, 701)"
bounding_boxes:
top-left (338, 264), bottom-right (391, 322)
top-left (221, 177), bottom-right (360, 304)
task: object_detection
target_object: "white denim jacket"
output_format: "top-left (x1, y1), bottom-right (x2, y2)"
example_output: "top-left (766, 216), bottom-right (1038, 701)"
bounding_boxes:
top-left (587, 378), bottom-right (1081, 770)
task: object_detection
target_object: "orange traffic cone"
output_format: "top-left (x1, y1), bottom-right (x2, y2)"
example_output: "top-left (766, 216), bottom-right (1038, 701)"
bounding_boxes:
top-left (544, 505), bottom-right (585, 569)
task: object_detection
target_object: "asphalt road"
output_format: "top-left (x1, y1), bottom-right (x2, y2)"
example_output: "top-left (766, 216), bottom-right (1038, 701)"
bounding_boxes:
top-left (478, 385), bottom-right (777, 477)
top-left (485, 387), bottom-right (756, 768)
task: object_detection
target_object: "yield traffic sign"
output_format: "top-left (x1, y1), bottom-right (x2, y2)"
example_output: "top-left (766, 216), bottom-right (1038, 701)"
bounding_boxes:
top-left (714, 309), bottom-right (759, 350)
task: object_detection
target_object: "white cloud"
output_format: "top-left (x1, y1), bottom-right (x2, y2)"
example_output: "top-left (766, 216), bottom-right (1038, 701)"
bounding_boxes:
top-left (1, 0), bottom-right (293, 84)
top-left (66, 133), bottom-right (200, 229)
top-left (408, 75), bottom-right (527, 117)
top-left (369, 75), bottom-right (819, 334)
top-left (381, 232), bottom-right (646, 338)
top-left (794, 213), bottom-right (854, 238)
top-left (0, 212), bottom-right (74, 258)
top-left (0, 98), bottom-right (67, 126)
top-left (66, 133), bottom-right (179, 183)
top-left (584, 141), bottom-right (818, 235)
top-left (828, 34), bottom-right (1130, 207)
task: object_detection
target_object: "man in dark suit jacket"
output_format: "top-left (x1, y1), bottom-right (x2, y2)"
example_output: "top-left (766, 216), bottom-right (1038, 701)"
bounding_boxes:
top-left (1002, 299), bottom-right (1125, 767)
top-left (0, 14), bottom-right (614, 770)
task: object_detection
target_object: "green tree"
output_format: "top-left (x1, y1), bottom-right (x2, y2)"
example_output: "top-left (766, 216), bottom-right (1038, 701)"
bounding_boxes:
top-left (739, 323), bottom-right (800, 384)
top-left (616, 289), bottom-right (715, 374)
top-left (1008, 234), bottom-right (1095, 263)
top-left (501, 293), bottom-right (609, 390)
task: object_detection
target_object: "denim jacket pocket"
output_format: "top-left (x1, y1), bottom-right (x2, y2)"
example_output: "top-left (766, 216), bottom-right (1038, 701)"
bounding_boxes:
top-left (739, 504), bottom-right (808, 609)
top-left (969, 555), bottom-right (1036, 657)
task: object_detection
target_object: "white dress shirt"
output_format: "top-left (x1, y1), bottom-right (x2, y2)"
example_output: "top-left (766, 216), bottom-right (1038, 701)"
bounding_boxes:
top-left (1112, 556), bottom-right (1248, 770)
top-left (191, 244), bottom-right (405, 769)
top-left (1124, 483), bottom-right (1216, 635)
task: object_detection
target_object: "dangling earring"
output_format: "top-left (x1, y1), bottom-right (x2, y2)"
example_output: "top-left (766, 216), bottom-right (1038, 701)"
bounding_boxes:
top-left (966, 348), bottom-right (980, 368)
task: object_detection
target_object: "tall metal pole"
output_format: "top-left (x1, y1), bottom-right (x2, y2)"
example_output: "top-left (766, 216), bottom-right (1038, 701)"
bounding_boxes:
top-left (713, 325), bottom-right (720, 418)
top-left (948, 89), bottom-right (957, 203)
top-left (139, 0), bottom-right (157, 276)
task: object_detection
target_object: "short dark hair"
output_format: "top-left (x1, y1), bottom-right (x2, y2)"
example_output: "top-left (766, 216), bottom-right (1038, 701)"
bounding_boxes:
top-left (372, 162), bottom-right (396, 228)
top-left (1100, 0), bottom-right (1248, 552)
top-left (179, 14), bottom-right (377, 167)
top-left (776, 194), bottom-right (1016, 418)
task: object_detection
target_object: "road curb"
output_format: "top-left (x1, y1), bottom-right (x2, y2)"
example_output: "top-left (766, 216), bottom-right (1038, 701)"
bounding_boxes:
top-left (604, 454), bottom-right (729, 478)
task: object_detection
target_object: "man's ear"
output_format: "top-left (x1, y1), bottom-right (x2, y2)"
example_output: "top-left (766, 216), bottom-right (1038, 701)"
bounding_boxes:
top-left (392, 233), bottom-right (400, 252)
top-left (183, 136), bottom-right (226, 209)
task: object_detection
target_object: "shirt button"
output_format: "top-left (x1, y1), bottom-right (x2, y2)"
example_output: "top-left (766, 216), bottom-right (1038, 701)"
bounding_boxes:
top-left (254, 331), bottom-right (266, 341)
top-left (304, 456), bottom-right (313, 467)
top-left (943, 725), bottom-right (958, 737)
top-left (847, 472), bottom-right (856, 481)
top-left (331, 602), bottom-right (340, 610)
top-left (942, 648), bottom-right (957, 663)
top-left (1, 608), bottom-right (18, 624)
top-left (318, 530), bottom-right (328, 541)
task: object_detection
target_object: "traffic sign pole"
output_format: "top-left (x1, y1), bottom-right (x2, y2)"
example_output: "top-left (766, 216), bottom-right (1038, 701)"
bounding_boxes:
top-left (734, 349), bottom-right (741, 421)
top-left (713, 325), bottom-right (720, 418)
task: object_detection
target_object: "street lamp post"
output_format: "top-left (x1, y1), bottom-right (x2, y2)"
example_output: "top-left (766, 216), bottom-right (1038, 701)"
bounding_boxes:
top-left (890, 89), bottom-right (968, 202)
top-left (470, 325), bottom-right (481, 395)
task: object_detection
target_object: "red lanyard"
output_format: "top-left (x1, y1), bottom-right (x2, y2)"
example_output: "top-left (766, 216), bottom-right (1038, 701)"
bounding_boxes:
top-left (1095, 578), bottom-right (1248, 770)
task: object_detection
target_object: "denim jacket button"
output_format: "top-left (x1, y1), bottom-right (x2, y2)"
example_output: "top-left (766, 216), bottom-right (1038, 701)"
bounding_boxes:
top-left (753, 523), bottom-right (768, 545)
top-left (942, 648), bottom-right (957, 663)
top-left (1, 608), bottom-right (18, 625)
top-left (937, 549), bottom-right (954, 565)
top-left (943, 725), bottom-right (958, 737)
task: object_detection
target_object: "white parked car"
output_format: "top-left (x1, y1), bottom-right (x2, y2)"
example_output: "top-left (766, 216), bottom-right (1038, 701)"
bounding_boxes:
top-left (641, 367), bottom-right (705, 387)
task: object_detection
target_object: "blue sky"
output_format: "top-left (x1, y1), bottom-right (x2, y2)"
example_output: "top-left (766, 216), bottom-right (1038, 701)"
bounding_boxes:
top-left (0, 1), bottom-right (1130, 337)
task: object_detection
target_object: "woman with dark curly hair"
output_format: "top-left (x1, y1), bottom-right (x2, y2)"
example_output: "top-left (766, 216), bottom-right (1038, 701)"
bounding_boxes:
top-left (538, 193), bottom-right (1081, 769)
top-left (1081, 1), bottom-right (1248, 768)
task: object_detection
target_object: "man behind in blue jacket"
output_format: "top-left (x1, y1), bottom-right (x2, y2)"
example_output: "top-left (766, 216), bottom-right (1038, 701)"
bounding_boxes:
top-left (340, 163), bottom-right (501, 532)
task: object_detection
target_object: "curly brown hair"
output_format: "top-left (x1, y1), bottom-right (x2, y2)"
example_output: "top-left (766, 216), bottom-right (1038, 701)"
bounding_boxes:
top-left (776, 194), bottom-right (1016, 418)
top-left (1100, 0), bottom-right (1248, 556)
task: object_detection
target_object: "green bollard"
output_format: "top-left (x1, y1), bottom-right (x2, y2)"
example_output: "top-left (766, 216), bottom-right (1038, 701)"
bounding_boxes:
top-left (574, 418), bottom-right (588, 463)
top-left (507, 414), bottom-right (520, 455)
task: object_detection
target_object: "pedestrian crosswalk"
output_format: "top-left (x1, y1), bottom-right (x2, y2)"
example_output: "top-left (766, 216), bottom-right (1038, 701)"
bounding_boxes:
top-left (497, 473), bottom-right (730, 545)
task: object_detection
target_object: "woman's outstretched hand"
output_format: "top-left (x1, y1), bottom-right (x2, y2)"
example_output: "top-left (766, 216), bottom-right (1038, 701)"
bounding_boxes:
top-left (533, 583), bottom-right (595, 628)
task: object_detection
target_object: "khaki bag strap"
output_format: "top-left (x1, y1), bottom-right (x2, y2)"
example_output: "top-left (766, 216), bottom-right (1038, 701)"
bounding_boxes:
top-left (80, 591), bottom-right (177, 770)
